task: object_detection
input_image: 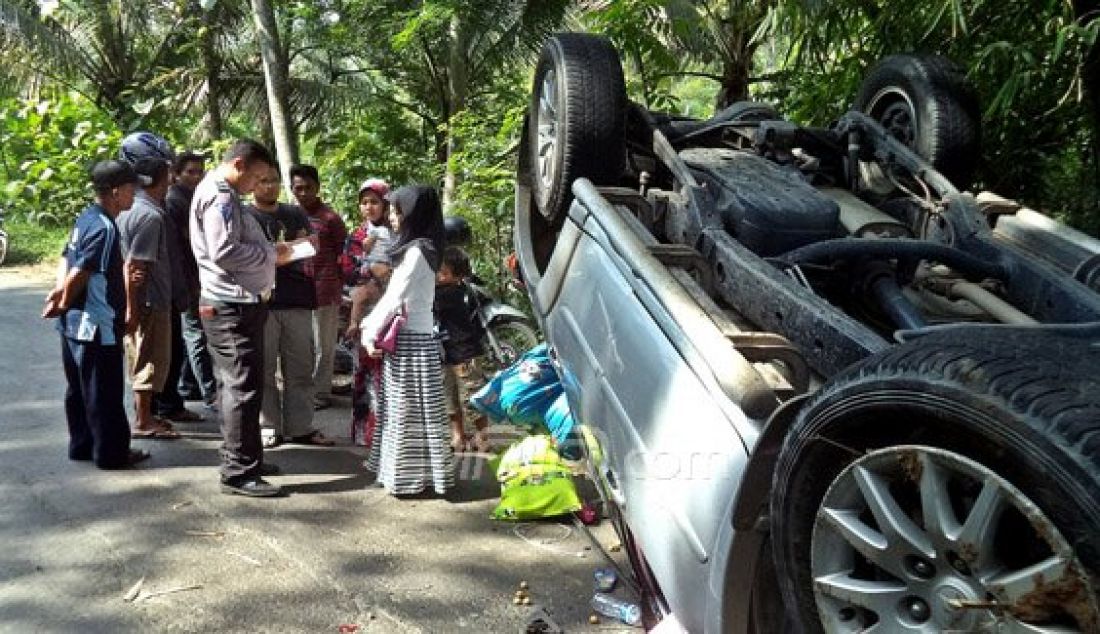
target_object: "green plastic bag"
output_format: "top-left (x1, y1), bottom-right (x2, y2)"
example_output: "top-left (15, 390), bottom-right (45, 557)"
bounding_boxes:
top-left (491, 435), bottom-right (582, 521)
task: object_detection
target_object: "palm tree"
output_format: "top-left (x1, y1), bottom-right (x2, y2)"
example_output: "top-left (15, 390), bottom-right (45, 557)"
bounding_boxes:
top-left (357, 0), bottom-right (571, 209)
top-left (0, 0), bottom-right (187, 127)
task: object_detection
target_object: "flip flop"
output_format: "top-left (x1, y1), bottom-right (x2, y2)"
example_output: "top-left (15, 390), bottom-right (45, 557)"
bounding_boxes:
top-left (287, 431), bottom-right (335, 446)
top-left (151, 417), bottom-right (177, 431)
top-left (132, 424), bottom-right (181, 440)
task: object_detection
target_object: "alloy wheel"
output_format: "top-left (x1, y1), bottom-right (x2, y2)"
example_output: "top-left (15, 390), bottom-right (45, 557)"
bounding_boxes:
top-left (812, 445), bottom-right (1098, 632)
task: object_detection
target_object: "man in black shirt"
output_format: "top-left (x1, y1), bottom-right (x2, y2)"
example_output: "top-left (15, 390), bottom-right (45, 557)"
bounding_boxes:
top-left (168, 152), bottom-right (218, 410)
top-left (246, 164), bottom-right (334, 447)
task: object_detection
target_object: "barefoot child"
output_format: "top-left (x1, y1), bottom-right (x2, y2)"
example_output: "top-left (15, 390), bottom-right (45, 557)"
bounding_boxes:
top-left (434, 246), bottom-right (491, 453)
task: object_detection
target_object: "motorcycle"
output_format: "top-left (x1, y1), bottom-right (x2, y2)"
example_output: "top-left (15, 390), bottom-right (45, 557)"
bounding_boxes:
top-left (466, 280), bottom-right (539, 372)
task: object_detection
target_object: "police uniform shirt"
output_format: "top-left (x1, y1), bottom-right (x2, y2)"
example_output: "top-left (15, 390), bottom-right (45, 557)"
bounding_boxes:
top-left (189, 173), bottom-right (276, 302)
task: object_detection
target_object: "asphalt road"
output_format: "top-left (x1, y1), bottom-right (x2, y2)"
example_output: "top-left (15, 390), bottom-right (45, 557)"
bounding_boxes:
top-left (0, 270), bottom-right (633, 633)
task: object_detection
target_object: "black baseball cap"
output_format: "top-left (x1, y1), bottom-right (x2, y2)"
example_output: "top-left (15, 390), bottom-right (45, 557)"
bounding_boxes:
top-left (90, 160), bottom-right (151, 192)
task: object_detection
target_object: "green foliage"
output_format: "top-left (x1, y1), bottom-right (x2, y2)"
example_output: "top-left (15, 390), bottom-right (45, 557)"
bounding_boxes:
top-left (448, 76), bottom-right (528, 292)
top-left (764, 0), bottom-right (1099, 224)
top-left (583, 0), bottom-right (684, 110)
top-left (2, 217), bottom-right (69, 265)
top-left (0, 91), bottom-right (122, 226)
top-left (307, 102), bottom-right (439, 225)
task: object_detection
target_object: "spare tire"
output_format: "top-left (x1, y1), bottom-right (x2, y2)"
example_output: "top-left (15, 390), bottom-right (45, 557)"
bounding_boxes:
top-left (528, 33), bottom-right (627, 221)
top-left (856, 55), bottom-right (981, 190)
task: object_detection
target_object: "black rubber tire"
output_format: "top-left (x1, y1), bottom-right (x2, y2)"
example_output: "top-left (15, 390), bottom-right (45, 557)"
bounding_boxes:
top-left (770, 328), bottom-right (1100, 631)
top-left (856, 54), bottom-right (981, 190)
top-left (529, 33), bottom-right (626, 222)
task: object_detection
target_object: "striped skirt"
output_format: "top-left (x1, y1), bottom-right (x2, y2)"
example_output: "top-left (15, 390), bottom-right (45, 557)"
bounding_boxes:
top-left (364, 330), bottom-right (454, 495)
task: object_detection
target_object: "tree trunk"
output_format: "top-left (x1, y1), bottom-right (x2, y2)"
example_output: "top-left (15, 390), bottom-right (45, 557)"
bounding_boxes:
top-left (715, 55), bottom-right (751, 109)
top-left (442, 14), bottom-right (469, 213)
top-left (249, 0), bottom-right (297, 186)
top-left (199, 9), bottom-right (223, 141)
top-left (713, 23), bottom-right (755, 110)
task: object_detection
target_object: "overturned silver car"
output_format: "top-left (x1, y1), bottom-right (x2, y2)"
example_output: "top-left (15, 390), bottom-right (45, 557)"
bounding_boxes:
top-left (514, 33), bottom-right (1100, 633)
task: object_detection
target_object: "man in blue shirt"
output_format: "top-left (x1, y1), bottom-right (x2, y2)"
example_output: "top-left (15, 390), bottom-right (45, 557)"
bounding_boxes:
top-left (42, 161), bottom-right (152, 469)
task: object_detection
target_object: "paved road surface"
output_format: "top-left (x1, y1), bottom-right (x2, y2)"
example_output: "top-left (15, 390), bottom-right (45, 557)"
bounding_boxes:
top-left (0, 270), bottom-right (632, 633)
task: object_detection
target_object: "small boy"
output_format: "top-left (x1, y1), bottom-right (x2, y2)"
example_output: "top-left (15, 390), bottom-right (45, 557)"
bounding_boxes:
top-left (435, 246), bottom-right (491, 453)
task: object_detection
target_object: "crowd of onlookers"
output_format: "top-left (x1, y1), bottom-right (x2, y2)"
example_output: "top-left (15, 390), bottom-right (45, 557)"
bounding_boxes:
top-left (43, 133), bottom-right (493, 499)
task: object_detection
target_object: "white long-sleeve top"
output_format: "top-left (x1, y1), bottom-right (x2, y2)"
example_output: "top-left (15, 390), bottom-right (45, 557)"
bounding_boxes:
top-left (360, 245), bottom-right (436, 346)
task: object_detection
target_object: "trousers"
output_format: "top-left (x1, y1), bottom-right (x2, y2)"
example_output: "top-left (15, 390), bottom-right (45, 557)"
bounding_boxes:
top-left (61, 335), bottom-right (131, 469)
top-left (261, 308), bottom-right (315, 438)
top-left (179, 304), bottom-right (217, 403)
top-left (201, 300), bottom-right (268, 480)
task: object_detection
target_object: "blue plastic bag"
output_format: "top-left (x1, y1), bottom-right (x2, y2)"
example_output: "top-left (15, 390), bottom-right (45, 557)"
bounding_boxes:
top-left (470, 343), bottom-right (562, 427)
top-left (543, 392), bottom-right (575, 447)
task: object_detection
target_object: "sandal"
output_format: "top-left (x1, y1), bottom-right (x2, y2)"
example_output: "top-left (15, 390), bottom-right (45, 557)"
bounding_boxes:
top-left (133, 421), bottom-right (181, 440)
top-left (287, 431), bottom-right (335, 446)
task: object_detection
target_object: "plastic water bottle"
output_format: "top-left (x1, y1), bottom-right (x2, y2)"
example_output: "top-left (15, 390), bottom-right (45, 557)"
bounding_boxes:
top-left (594, 567), bottom-right (618, 592)
top-left (591, 592), bottom-right (642, 626)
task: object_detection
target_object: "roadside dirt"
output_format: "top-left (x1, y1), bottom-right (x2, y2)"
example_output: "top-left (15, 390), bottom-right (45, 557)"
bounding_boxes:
top-left (0, 262), bottom-right (56, 289)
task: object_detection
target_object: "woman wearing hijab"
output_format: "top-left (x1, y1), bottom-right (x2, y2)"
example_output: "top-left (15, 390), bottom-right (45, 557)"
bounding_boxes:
top-left (360, 185), bottom-right (453, 495)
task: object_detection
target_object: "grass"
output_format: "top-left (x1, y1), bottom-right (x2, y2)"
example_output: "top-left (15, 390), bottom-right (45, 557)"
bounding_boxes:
top-left (2, 218), bottom-right (69, 266)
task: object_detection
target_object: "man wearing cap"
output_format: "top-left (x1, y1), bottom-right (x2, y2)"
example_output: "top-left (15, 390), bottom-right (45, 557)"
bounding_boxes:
top-left (289, 164), bottom-right (347, 410)
top-left (117, 156), bottom-right (182, 440)
top-left (191, 139), bottom-right (291, 497)
top-left (42, 161), bottom-right (151, 469)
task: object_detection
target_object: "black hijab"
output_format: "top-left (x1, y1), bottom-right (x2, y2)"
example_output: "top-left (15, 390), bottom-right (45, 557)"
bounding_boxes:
top-left (387, 185), bottom-right (444, 271)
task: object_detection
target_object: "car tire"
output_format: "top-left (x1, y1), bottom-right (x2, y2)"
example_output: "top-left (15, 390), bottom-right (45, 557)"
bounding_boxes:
top-left (529, 33), bottom-right (626, 222)
top-left (856, 55), bottom-right (980, 190)
top-left (770, 328), bottom-right (1100, 632)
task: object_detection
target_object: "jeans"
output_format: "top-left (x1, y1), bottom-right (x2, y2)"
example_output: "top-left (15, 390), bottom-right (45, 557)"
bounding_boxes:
top-left (180, 305), bottom-right (217, 403)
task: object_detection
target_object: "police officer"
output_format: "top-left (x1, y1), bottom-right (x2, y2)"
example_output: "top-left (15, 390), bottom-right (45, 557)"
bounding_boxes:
top-left (190, 139), bottom-right (291, 496)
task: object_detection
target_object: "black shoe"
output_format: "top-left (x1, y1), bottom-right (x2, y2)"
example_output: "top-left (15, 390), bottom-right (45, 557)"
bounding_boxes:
top-left (220, 477), bottom-right (281, 497)
top-left (258, 462), bottom-right (280, 476)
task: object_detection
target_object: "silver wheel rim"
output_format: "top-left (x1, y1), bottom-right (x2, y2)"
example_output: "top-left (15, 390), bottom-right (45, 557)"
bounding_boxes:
top-left (535, 69), bottom-right (559, 203)
top-left (812, 445), bottom-right (1099, 632)
top-left (866, 87), bottom-right (918, 148)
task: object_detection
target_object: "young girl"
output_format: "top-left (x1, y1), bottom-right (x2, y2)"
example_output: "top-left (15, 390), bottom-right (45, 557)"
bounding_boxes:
top-left (343, 179), bottom-right (393, 446)
top-left (360, 185), bottom-right (453, 495)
